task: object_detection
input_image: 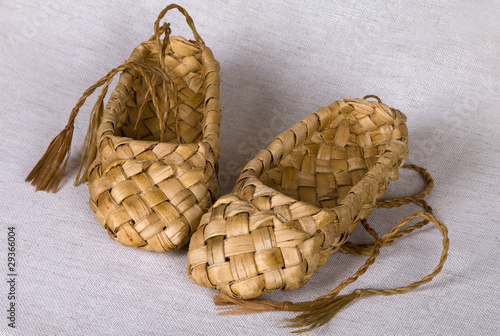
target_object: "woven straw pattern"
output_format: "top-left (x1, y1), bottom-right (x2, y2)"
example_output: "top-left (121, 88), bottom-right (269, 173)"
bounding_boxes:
top-left (80, 6), bottom-right (221, 252)
top-left (25, 5), bottom-right (221, 252)
top-left (188, 98), bottom-right (408, 299)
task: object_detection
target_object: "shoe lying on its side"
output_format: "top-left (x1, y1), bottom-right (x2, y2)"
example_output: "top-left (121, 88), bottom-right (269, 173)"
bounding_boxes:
top-left (188, 97), bottom-right (408, 298)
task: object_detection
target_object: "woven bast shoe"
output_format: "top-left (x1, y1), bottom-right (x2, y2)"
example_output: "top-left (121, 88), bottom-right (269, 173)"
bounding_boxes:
top-left (188, 97), bottom-right (409, 297)
top-left (187, 96), bottom-right (449, 331)
top-left (26, 4), bottom-right (222, 252)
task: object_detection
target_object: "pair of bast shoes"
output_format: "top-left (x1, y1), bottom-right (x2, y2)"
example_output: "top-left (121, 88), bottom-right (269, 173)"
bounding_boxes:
top-left (27, 4), bottom-right (440, 308)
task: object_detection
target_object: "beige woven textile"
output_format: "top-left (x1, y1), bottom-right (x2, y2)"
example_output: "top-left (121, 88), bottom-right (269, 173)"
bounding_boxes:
top-left (188, 97), bottom-right (409, 299)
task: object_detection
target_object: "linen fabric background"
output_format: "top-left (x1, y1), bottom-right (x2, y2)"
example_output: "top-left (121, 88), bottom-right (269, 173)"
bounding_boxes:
top-left (1, 1), bottom-right (499, 335)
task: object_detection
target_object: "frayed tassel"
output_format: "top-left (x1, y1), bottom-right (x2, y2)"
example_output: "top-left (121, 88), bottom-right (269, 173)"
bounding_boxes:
top-left (213, 291), bottom-right (363, 333)
top-left (26, 67), bottom-right (115, 192)
top-left (25, 124), bottom-right (74, 192)
top-left (26, 73), bottom-right (107, 192)
top-left (285, 291), bottom-right (363, 333)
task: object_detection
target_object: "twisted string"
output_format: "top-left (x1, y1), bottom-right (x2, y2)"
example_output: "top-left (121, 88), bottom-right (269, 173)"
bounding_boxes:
top-left (25, 59), bottom-right (176, 193)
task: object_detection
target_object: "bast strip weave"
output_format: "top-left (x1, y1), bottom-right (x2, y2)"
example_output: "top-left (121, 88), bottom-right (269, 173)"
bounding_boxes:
top-left (188, 97), bottom-right (410, 298)
top-left (187, 97), bottom-right (448, 331)
top-left (26, 4), bottom-right (222, 252)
